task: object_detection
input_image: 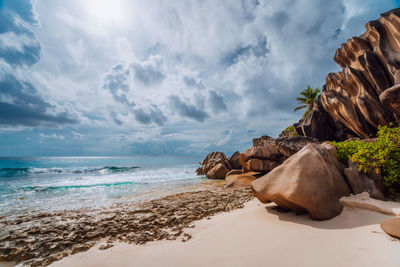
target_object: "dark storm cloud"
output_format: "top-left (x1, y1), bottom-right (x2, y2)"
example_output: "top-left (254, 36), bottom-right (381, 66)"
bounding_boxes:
top-left (0, 0), bottom-right (76, 127)
top-left (169, 95), bottom-right (208, 122)
top-left (208, 90), bottom-right (227, 113)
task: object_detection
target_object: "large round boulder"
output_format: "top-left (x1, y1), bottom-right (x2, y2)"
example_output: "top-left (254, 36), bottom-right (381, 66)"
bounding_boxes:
top-left (251, 143), bottom-right (351, 220)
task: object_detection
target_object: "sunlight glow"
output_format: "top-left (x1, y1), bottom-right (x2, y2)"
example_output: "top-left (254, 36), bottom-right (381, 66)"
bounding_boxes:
top-left (85, 0), bottom-right (125, 25)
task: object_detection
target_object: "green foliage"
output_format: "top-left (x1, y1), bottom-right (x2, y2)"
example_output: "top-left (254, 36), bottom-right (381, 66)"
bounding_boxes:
top-left (294, 85), bottom-right (320, 119)
top-left (329, 125), bottom-right (400, 199)
top-left (283, 125), bottom-right (298, 136)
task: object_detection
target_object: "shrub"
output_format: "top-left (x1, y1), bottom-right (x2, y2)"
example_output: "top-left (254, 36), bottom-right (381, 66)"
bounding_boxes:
top-left (283, 125), bottom-right (298, 136)
top-left (330, 125), bottom-right (400, 200)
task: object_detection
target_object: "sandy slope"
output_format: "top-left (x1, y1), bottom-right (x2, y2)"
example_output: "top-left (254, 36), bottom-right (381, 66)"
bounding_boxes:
top-left (50, 199), bottom-right (400, 267)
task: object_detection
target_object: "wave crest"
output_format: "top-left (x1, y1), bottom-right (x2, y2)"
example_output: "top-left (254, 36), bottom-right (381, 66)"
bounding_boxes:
top-left (0, 166), bottom-right (139, 176)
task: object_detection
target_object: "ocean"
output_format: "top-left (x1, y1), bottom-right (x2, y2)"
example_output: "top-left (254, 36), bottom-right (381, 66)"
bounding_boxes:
top-left (0, 156), bottom-right (205, 216)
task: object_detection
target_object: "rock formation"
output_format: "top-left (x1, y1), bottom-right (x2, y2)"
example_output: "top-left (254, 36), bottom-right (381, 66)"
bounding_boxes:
top-left (251, 143), bottom-right (351, 220)
top-left (225, 171), bottom-right (260, 188)
top-left (296, 9), bottom-right (400, 141)
top-left (196, 151), bottom-right (241, 179)
top-left (239, 136), bottom-right (317, 173)
top-left (381, 217), bottom-right (400, 240)
top-left (228, 151), bottom-right (241, 170)
top-left (343, 160), bottom-right (386, 200)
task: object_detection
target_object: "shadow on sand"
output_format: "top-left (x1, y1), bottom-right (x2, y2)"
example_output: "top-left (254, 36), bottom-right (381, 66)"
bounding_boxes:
top-left (264, 204), bottom-right (394, 230)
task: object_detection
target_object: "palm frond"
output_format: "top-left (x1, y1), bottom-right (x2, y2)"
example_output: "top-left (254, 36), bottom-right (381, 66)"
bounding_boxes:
top-left (294, 105), bottom-right (307, 111)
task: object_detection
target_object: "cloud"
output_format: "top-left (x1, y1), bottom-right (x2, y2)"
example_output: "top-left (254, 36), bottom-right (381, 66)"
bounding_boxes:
top-left (102, 61), bottom-right (167, 126)
top-left (103, 63), bottom-right (135, 108)
top-left (39, 133), bottom-right (65, 140)
top-left (169, 95), bottom-right (209, 122)
top-left (131, 55), bottom-right (165, 85)
top-left (0, 0), bottom-right (77, 128)
top-left (208, 90), bottom-right (227, 113)
top-left (183, 76), bottom-right (204, 89)
top-left (1, 0), bottom-right (399, 156)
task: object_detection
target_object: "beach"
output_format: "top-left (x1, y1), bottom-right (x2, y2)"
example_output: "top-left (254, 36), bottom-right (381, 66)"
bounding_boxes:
top-left (49, 198), bottom-right (400, 267)
top-left (1, 183), bottom-right (400, 266)
top-left (0, 185), bottom-right (252, 266)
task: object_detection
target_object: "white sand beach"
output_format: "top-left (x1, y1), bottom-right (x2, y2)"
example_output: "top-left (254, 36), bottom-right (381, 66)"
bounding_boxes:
top-left (50, 198), bottom-right (400, 267)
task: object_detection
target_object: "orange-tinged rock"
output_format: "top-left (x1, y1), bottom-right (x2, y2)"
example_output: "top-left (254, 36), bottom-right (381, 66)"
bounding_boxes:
top-left (381, 217), bottom-right (400, 240)
top-left (225, 172), bottom-right (259, 188)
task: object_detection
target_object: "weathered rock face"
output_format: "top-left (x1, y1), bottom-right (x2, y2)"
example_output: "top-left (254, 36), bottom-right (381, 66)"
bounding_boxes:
top-left (207, 163), bottom-right (229, 180)
top-left (297, 9), bottom-right (400, 141)
top-left (228, 151), bottom-right (242, 170)
top-left (343, 160), bottom-right (386, 200)
top-left (275, 135), bottom-right (319, 157)
top-left (380, 84), bottom-right (400, 118)
top-left (240, 136), bottom-right (317, 173)
top-left (197, 152), bottom-right (232, 179)
top-left (225, 171), bottom-right (260, 188)
top-left (294, 96), bottom-right (356, 141)
top-left (251, 143), bottom-right (351, 220)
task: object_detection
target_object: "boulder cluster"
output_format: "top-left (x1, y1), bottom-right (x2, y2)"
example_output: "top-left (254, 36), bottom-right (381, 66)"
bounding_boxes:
top-left (199, 140), bottom-right (388, 220)
top-left (196, 151), bottom-right (241, 179)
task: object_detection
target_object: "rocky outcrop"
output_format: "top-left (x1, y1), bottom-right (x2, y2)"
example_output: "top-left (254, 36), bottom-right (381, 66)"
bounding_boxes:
top-left (294, 96), bottom-right (356, 141)
top-left (196, 152), bottom-right (231, 179)
top-left (197, 151), bottom-right (243, 179)
top-left (296, 9), bottom-right (400, 141)
top-left (251, 143), bottom-right (351, 220)
top-left (275, 135), bottom-right (319, 157)
top-left (240, 136), bottom-right (317, 173)
top-left (381, 217), bottom-right (400, 240)
top-left (380, 84), bottom-right (400, 118)
top-left (228, 151), bottom-right (241, 170)
top-left (207, 163), bottom-right (229, 179)
top-left (225, 171), bottom-right (260, 188)
top-left (343, 160), bottom-right (386, 200)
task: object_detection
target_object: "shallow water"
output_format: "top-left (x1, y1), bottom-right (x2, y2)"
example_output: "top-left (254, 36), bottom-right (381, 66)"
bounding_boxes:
top-left (0, 156), bottom-right (205, 216)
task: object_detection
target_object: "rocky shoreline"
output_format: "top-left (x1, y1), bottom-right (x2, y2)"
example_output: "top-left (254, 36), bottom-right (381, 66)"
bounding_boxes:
top-left (0, 186), bottom-right (253, 267)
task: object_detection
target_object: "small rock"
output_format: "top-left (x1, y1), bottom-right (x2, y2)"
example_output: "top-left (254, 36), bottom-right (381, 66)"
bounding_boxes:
top-left (99, 243), bottom-right (114, 250)
top-left (381, 217), bottom-right (400, 240)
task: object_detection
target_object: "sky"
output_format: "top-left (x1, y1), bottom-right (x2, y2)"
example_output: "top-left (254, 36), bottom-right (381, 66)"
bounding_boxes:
top-left (0, 0), bottom-right (399, 157)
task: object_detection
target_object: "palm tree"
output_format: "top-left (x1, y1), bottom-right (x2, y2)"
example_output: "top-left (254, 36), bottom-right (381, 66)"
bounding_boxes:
top-left (294, 85), bottom-right (320, 118)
